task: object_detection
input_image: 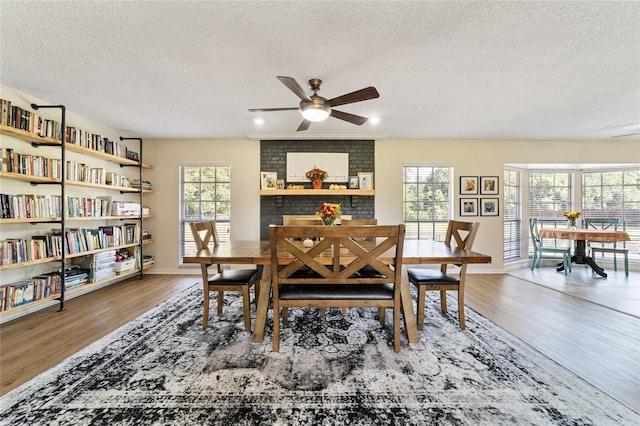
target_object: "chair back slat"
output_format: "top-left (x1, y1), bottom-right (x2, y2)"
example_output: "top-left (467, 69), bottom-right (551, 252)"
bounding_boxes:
top-left (270, 225), bottom-right (405, 286)
top-left (446, 220), bottom-right (480, 250)
top-left (189, 221), bottom-right (220, 250)
top-left (583, 218), bottom-right (618, 231)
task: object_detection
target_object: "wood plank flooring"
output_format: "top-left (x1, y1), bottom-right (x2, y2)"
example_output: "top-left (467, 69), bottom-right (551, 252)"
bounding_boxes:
top-left (1, 270), bottom-right (638, 415)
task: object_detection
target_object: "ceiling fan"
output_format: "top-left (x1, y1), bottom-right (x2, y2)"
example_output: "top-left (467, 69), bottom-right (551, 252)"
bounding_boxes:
top-left (249, 76), bottom-right (380, 131)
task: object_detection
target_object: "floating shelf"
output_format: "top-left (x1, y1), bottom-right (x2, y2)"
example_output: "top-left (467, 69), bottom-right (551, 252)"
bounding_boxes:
top-left (259, 189), bottom-right (375, 196)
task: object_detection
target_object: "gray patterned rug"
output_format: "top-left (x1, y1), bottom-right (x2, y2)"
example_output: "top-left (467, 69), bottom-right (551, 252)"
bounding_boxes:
top-left (1, 286), bottom-right (637, 425)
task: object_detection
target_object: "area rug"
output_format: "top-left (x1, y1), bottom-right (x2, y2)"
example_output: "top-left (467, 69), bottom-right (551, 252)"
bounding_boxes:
top-left (1, 287), bottom-right (638, 425)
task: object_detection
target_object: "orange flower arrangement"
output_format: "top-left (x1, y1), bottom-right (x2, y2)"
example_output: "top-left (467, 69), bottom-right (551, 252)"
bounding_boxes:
top-left (316, 202), bottom-right (341, 225)
top-left (305, 166), bottom-right (328, 182)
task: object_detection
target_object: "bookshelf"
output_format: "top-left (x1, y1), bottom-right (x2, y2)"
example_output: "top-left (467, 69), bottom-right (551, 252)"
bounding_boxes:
top-left (0, 102), bottom-right (153, 322)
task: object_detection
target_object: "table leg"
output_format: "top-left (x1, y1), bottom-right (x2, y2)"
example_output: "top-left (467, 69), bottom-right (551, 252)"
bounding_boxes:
top-left (573, 240), bottom-right (608, 277)
top-left (556, 240), bottom-right (608, 277)
top-left (252, 265), bottom-right (272, 343)
top-left (400, 269), bottom-right (419, 344)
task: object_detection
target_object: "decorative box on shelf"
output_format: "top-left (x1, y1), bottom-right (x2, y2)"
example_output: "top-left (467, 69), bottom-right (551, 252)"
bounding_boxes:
top-left (113, 257), bottom-right (136, 274)
top-left (112, 201), bottom-right (141, 216)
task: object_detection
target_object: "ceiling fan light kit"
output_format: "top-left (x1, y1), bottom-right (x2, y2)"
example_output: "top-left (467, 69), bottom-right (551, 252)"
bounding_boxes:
top-left (300, 102), bottom-right (330, 122)
top-left (249, 76), bottom-right (379, 131)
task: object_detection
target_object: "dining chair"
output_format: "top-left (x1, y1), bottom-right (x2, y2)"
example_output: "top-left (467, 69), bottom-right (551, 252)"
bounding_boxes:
top-left (287, 218), bottom-right (324, 226)
top-left (406, 220), bottom-right (480, 330)
top-left (269, 224), bottom-right (406, 352)
top-left (285, 217), bottom-right (327, 318)
top-left (583, 218), bottom-right (629, 276)
top-left (189, 221), bottom-right (261, 331)
top-left (338, 219), bottom-right (379, 317)
top-left (529, 218), bottom-right (572, 276)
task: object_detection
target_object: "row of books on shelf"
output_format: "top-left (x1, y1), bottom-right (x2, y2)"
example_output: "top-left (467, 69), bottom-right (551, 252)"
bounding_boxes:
top-left (1, 224), bottom-right (140, 265)
top-left (1, 100), bottom-right (62, 139)
top-left (1, 248), bottom-right (153, 312)
top-left (131, 179), bottom-right (152, 190)
top-left (66, 224), bottom-right (140, 254)
top-left (64, 266), bottom-right (89, 290)
top-left (1, 194), bottom-right (144, 220)
top-left (1, 193), bottom-right (62, 219)
top-left (73, 250), bottom-right (117, 282)
top-left (1, 270), bottom-right (62, 312)
top-left (66, 195), bottom-right (113, 218)
top-left (1, 147), bottom-right (62, 178)
top-left (2, 98), bottom-right (136, 160)
top-left (1, 148), bottom-right (147, 188)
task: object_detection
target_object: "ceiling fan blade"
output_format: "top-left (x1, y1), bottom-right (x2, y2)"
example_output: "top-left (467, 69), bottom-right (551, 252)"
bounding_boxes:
top-left (297, 119), bottom-right (311, 132)
top-left (248, 107), bottom-right (298, 112)
top-left (277, 76), bottom-right (310, 101)
top-left (330, 110), bottom-right (368, 125)
top-left (326, 86), bottom-right (379, 107)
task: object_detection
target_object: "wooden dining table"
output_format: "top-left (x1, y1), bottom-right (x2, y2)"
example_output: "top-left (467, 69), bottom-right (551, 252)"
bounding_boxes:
top-left (182, 238), bottom-right (492, 344)
top-left (538, 228), bottom-right (630, 277)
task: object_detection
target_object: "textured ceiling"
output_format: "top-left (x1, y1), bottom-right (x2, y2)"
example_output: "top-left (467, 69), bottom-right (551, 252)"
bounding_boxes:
top-left (1, 1), bottom-right (639, 141)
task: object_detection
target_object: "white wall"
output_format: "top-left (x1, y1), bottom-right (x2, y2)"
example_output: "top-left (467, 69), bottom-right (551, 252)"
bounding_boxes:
top-left (144, 139), bottom-right (260, 273)
top-left (375, 139), bottom-right (640, 271)
top-left (3, 84), bottom-right (639, 275)
top-left (147, 137), bottom-right (639, 273)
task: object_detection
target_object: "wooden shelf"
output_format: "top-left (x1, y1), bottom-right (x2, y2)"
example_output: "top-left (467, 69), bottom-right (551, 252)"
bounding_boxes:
top-left (64, 142), bottom-right (153, 169)
top-left (65, 242), bottom-right (142, 259)
top-left (1, 110), bottom-right (152, 320)
top-left (0, 293), bottom-right (61, 317)
top-left (0, 125), bottom-right (60, 145)
top-left (0, 125), bottom-right (152, 169)
top-left (259, 189), bottom-right (375, 196)
top-left (65, 180), bottom-right (141, 192)
top-left (0, 217), bottom-right (61, 224)
top-left (65, 215), bottom-right (152, 221)
top-left (0, 256), bottom-right (63, 271)
top-left (0, 171), bottom-right (61, 184)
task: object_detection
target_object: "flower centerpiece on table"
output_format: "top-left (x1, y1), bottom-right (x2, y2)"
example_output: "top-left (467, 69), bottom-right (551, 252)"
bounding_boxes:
top-left (306, 166), bottom-right (328, 189)
top-left (316, 202), bottom-right (341, 225)
top-left (563, 211), bottom-right (581, 229)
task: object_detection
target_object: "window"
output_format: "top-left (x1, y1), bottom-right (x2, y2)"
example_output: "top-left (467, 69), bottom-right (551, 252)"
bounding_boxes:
top-left (179, 165), bottom-right (231, 258)
top-left (529, 171), bottom-right (574, 224)
top-left (582, 169), bottom-right (640, 260)
top-left (403, 166), bottom-right (452, 240)
top-left (528, 171), bottom-right (574, 256)
top-left (503, 168), bottom-right (521, 261)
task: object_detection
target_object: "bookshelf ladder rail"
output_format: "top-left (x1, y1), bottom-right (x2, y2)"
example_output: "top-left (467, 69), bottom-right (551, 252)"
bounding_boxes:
top-left (30, 103), bottom-right (66, 311)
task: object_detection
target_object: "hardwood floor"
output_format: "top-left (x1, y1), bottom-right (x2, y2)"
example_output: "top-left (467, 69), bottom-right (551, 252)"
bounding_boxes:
top-left (0, 274), bottom-right (198, 395)
top-left (1, 271), bottom-right (638, 415)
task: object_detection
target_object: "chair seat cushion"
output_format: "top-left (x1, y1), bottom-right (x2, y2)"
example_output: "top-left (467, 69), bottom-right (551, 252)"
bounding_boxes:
top-left (208, 268), bottom-right (260, 285)
top-left (407, 268), bottom-right (460, 285)
top-left (279, 284), bottom-right (394, 300)
top-left (355, 265), bottom-right (388, 278)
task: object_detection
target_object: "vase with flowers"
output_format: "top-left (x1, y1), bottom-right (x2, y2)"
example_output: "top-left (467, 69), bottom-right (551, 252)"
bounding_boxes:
top-left (316, 202), bottom-right (341, 226)
top-left (563, 211), bottom-right (581, 229)
top-left (306, 166), bottom-right (328, 189)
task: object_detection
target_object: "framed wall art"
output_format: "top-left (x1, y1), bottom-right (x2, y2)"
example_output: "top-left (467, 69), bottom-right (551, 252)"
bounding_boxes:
top-left (480, 198), bottom-right (499, 216)
top-left (358, 172), bottom-right (374, 189)
top-left (480, 176), bottom-right (499, 195)
top-left (260, 171), bottom-right (277, 190)
top-left (348, 176), bottom-right (359, 189)
top-left (460, 176), bottom-right (478, 195)
top-left (460, 198), bottom-right (478, 216)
